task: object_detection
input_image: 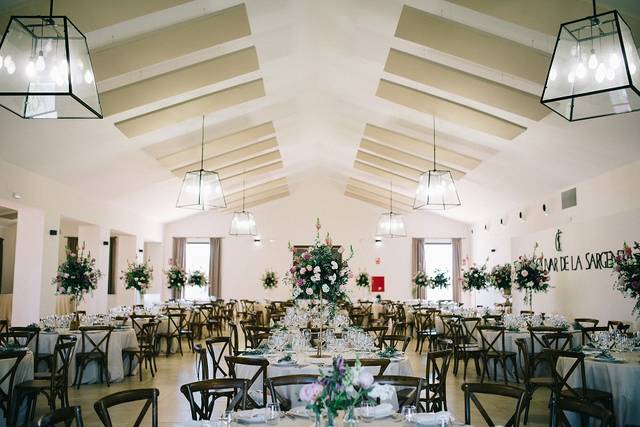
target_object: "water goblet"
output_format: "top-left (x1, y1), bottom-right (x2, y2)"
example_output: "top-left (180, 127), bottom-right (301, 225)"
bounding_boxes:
top-left (360, 401), bottom-right (376, 423)
top-left (401, 405), bottom-right (416, 426)
top-left (265, 402), bottom-right (280, 425)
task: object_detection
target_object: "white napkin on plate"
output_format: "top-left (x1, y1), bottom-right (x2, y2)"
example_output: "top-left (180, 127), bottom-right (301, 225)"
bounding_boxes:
top-left (355, 403), bottom-right (395, 419)
top-left (414, 411), bottom-right (453, 426)
top-left (234, 409), bottom-right (266, 424)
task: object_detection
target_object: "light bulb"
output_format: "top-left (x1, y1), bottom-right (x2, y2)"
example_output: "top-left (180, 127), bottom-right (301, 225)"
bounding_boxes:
top-left (35, 52), bottom-right (45, 72)
top-left (630, 62), bottom-right (637, 75)
top-left (4, 55), bottom-right (12, 68)
top-left (576, 62), bottom-right (587, 79)
top-left (606, 67), bottom-right (615, 81)
top-left (549, 67), bottom-right (557, 81)
top-left (83, 69), bottom-right (94, 84)
top-left (609, 53), bottom-right (620, 69)
top-left (595, 63), bottom-right (606, 83)
top-left (588, 51), bottom-right (598, 69)
top-left (26, 61), bottom-right (36, 78)
top-left (6, 60), bottom-right (15, 75)
top-left (567, 71), bottom-right (575, 83)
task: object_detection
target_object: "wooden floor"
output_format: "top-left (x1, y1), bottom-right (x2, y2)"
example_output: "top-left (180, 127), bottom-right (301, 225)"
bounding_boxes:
top-left (29, 336), bottom-right (552, 426)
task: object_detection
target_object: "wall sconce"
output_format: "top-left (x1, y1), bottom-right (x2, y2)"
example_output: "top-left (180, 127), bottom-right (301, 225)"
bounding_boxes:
top-left (375, 236), bottom-right (382, 246)
top-left (470, 228), bottom-right (474, 235)
top-left (542, 204), bottom-right (549, 216)
top-left (253, 236), bottom-right (262, 246)
top-left (518, 211), bottom-right (525, 222)
top-left (499, 218), bottom-right (504, 226)
top-left (484, 224), bottom-right (489, 231)
top-left (12, 192), bottom-right (22, 199)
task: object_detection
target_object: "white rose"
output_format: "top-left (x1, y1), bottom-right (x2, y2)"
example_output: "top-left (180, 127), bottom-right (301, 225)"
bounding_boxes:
top-left (331, 261), bottom-right (338, 270)
top-left (329, 274), bottom-right (336, 284)
top-left (322, 284), bottom-right (330, 293)
top-left (305, 287), bottom-right (314, 295)
top-left (368, 384), bottom-right (394, 400)
top-left (353, 370), bottom-right (374, 388)
top-left (307, 265), bottom-right (313, 272)
top-left (313, 266), bottom-right (321, 274)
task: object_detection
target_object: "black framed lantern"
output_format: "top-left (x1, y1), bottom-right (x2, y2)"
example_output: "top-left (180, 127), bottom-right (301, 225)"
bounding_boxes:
top-left (541, 3), bottom-right (640, 121)
top-left (0, 1), bottom-right (102, 119)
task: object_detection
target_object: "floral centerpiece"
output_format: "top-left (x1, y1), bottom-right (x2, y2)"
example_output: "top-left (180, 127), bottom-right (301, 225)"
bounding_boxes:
top-left (166, 261), bottom-right (187, 291)
top-left (188, 270), bottom-right (207, 287)
top-left (612, 242), bottom-right (640, 316)
top-left (299, 356), bottom-right (394, 427)
top-left (413, 271), bottom-right (429, 288)
top-left (513, 243), bottom-right (551, 310)
top-left (488, 264), bottom-right (512, 292)
top-left (121, 259), bottom-right (153, 294)
top-left (261, 270), bottom-right (278, 290)
top-left (53, 244), bottom-right (101, 328)
top-left (355, 271), bottom-right (370, 288)
top-left (461, 262), bottom-right (488, 291)
top-left (429, 269), bottom-right (449, 289)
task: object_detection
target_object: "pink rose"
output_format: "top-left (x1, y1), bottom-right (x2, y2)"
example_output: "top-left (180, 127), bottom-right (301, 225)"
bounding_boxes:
top-left (300, 383), bottom-right (323, 403)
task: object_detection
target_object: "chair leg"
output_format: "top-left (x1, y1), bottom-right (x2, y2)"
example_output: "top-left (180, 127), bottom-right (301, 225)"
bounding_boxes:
top-left (512, 357), bottom-right (520, 384)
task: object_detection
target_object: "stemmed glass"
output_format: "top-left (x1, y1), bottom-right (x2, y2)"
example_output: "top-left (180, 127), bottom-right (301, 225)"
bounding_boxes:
top-left (265, 403), bottom-right (280, 425)
top-left (360, 401), bottom-right (376, 423)
top-left (401, 405), bottom-right (416, 426)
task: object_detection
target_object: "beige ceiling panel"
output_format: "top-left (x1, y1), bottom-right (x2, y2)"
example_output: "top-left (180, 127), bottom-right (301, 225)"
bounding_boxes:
top-left (91, 4), bottom-right (251, 81)
top-left (353, 161), bottom-right (417, 191)
top-left (364, 124), bottom-right (481, 170)
top-left (356, 151), bottom-right (422, 180)
top-left (222, 188), bottom-right (290, 213)
top-left (447, 0), bottom-right (640, 38)
top-left (171, 138), bottom-right (279, 176)
top-left (360, 139), bottom-right (466, 178)
top-left (224, 185), bottom-right (290, 207)
top-left (101, 47), bottom-right (260, 116)
top-left (156, 122), bottom-right (276, 169)
top-left (115, 79), bottom-right (265, 138)
top-left (0, 0), bottom-right (190, 33)
top-left (215, 151), bottom-right (281, 180)
top-left (347, 178), bottom-right (414, 206)
top-left (344, 191), bottom-right (410, 214)
top-left (377, 79), bottom-right (526, 140)
top-left (224, 178), bottom-right (289, 203)
top-left (345, 185), bottom-right (413, 211)
top-left (385, 49), bottom-right (548, 121)
top-left (395, 5), bottom-right (550, 84)
top-left (220, 161), bottom-right (285, 188)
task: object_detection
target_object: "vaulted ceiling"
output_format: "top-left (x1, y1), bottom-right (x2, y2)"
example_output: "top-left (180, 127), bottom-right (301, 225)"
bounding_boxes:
top-left (0, 0), bottom-right (639, 225)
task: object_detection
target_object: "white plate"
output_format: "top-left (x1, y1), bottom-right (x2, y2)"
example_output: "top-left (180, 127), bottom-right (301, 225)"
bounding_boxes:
top-left (234, 409), bottom-right (266, 424)
top-left (415, 411), bottom-right (453, 426)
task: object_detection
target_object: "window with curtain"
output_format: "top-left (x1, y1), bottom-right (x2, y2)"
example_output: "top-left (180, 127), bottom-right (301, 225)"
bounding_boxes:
top-left (184, 240), bottom-right (211, 300)
top-left (424, 240), bottom-right (454, 302)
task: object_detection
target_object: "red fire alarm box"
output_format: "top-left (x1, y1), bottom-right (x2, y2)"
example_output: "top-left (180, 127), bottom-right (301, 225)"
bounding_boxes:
top-left (371, 276), bottom-right (385, 292)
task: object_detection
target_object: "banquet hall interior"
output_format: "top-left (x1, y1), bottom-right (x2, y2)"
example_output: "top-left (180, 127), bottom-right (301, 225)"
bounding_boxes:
top-left (0, 0), bottom-right (639, 426)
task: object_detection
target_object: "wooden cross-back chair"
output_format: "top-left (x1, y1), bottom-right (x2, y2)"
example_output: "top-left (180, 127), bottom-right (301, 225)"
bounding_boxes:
top-left (414, 310), bottom-right (439, 353)
top-left (482, 314), bottom-right (503, 325)
top-left (574, 318), bottom-right (599, 329)
top-left (449, 319), bottom-right (483, 381)
top-left (477, 325), bottom-right (519, 384)
top-left (205, 337), bottom-right (233, 378)
top-left (74, 326), bottom-right (113, 389)
top-left (421, 349), bottom-right (452, 412)
top-left (0, 349), bottom-right (27, 427)
top-left (268, 375), bottom-right (319, 411)
top-left (514, 338), bottom-right (553, 425)
top-left (36, 405), bottom-right (84, 427)
top-left (93, 388), bottom-right (159, 427)
top-left (180, 379), bottom-right (247, 421)
top-left (123, 321), bottom-right (159, 381)
top-left (343, 358), bottom-right (390, 376)
top-left (542, 332), bottom-right (574, 351)
top-left (363, 326), bottom-right (387, 348)
top-left (527, 326), bottom-right (563, 371)
top-left (379, 335), bottom-right (411, 352)
top-left (581, 326), bottom-right (610, 347)
top-left (129, 315), bottom-right (156, 340)
top-left (225, 356), bottom-right (269, 409)
top-left (374, 376), bottom-right (422, 410)
top-left (462, 383), bottom-right (526, 427)
top-left (158, 312), bottom-right (186, 356)
top-left (461, 317), bottom-right (481, 345)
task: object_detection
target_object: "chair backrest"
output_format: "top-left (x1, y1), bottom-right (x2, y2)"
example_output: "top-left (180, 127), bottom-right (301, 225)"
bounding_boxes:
top-left (225, 356), bottom-right (269, 408)
top-left (0, 349), bottom-right (26, 410)
top-left (0, 320), bottom-right (8, 334)
top-left (79, 326), bottom-right (113, 359)
top-left (130, 315), bottom-right (155, 338)
top-left (543, 349), bottom-right (588, 401)
top-left (607, 320), bottom-right (629, 333)
top-left (139, 321), bottom-right (159, 348)
top-left (461, 317), bottom-right (481, 344)
top-left (557, 398), bottom-right (615, 427)
top-left (478, 325), bottom-right (506, 354)
top-left (379, 335), bottom-right (411, 352)
top-left (52, 338), bottom-right (77, 388)
top-left (227, 322), bottom-right (239, 355)
top-left (193, 344), bottom-right (209, 380)
top-left (180, 379), bottom-right (247, 420)
top-left (462, 383), bottom-right (525, 427)
top-left (344, 358), bottom-right (390, 375)
top-left (36, 406), bottom-right (84, 427)
top-left (8, 326), bottom-right (39, 353)
top-left (166, 313), bottom-right (185, 335)
top-left (425, 349), bottom-right (452, 411)
top-left (581, 326), bottom-right (609, 345)
top-left (205, 337), bottom-right (232, 378)
top-left (439, 314), bottom-right (461, 339)
top-left (93, 388), bottom-right (159, 427)
top-left (542, 332), bottom-right (573, 351)
top-left (268, 374), bottom-right (319, 409)
top-left (373, 375), bottom-right (421, 407)
top-left (574, 318), bottom-right (599, 328)
top-left (528, 326), bottom-right (563, 353)
top-left (363, 326), bottom-right (387, 346)
top-left (482, 314), bottom-right (503, 325)
top-left (514, 338), bottom-right (533, 382)
top-left (520, 310), bottom-right (534, 316)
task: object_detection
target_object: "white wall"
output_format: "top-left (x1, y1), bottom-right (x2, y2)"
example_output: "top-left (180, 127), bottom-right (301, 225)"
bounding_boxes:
top-left (470, 159), bottom-right (640, 329)
top-left (0, 224), bottom-right (16, 294)
top-left (163, 180), bottom-right (470, 303)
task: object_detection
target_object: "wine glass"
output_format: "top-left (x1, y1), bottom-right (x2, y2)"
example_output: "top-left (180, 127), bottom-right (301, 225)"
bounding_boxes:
top-left (360, 401), bottom-right (376, 423)
top-left (265, 403), bottom-right (280, 425)
top-left (401, 405), bottom-right (416, 426)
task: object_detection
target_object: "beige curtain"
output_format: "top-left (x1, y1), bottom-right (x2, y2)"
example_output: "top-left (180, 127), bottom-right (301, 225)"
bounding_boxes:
top-left (412, 238), bottom-right (426, 300)
top-left (452, 238), bottom-right (463, 303)
top-left (209, 238), bottom-right (221, 298)
top-left (172, 237), bottom-right (187, 300)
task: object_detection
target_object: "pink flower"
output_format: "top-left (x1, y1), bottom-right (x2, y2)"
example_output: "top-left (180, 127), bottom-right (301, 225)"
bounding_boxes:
top-left (300, 383), bottom-right (323, 403)
top-left (624, 244), bottom-right (632, 257)
top-left (290, 267), bottom-right (296, 273)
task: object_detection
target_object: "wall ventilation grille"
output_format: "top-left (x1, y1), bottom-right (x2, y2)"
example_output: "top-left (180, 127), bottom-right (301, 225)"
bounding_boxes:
top-left (561, 188), bottom-right (577, 209)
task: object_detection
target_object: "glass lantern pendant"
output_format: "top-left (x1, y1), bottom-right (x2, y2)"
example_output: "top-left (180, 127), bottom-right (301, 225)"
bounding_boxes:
top-left (413, 117), bottom-right (461, 210)
top-left (176, 116), bottom-right (226, 210)
top-left (376, 181), bottom-right (407, 238)
top-left (229, 178), bottom-right (258, 236)
top-left (541, 1), bottom-right (640, 121)
top-left (0, 0), bottom-right (102, 118)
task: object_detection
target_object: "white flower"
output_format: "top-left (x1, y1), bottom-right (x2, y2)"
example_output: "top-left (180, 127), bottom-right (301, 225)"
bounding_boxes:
top-left (521, 270), bottom-right (529, 277)
top-left (329, 274), bottom-right (336, 284)
top-left (313, 266), bottom-right (321, 274)
top-left (306, 265), bottom-right (313, 272)
top-left (353, 370), bottom-right (374, 388)
top-left (305, 287), bottom-right (314, 295)
top-left (322, 284), bottom-right (330, 293)
top-left (311, 274), bottom-right (321, 282)
top-left (331, 261), bottom-right (338, 270)
top-left (368, 384), bottom-right (394, 400)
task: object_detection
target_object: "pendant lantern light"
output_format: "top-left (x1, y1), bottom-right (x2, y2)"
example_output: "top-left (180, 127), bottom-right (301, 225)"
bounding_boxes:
top-left (176, 116), bottom-right (226, 210)
top-left (541, 0), bottom-right (640, 120)
top-left (229, 177), bottom-right (258, 236)
top-left (0, 0), bottom-right (102, 118)
top-left (376, 181), bottom-right (407, 238)
top-left (413, 117), bottom-right (461, 210)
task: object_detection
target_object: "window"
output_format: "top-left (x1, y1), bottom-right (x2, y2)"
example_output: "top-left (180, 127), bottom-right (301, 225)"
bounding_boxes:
top-left (184, 240), bottom-right (210, 300)
top-left (424, 240), bottom-right (453, 302)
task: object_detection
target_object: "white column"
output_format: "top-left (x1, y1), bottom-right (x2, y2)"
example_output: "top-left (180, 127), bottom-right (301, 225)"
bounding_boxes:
top-left (143, 241), bottom-right (163, 306)
top-left (115, 235), bottom-right (137, 308)
top-left (39, 211), bottom-right (61, 318)
top-left (77, 225), bottom-right (109, 315)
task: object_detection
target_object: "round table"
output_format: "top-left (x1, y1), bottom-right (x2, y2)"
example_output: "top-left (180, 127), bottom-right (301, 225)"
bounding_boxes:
top-left (557, 351), bottom-right (640, 427)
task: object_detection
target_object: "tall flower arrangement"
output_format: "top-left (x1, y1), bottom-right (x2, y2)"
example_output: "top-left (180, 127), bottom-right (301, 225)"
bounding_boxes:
top-left (612, 242), bottom-right (640, 316)
top-left (429, 269), bottom-right (449, 289)
top-left (461, 262), bottom-right (488, 291)
top-left (188, 270), bottom-right (207, 287)
top-left (285, 219), bottom-right (354, 307)
top-left (166, 261), bottom-right (187, 291)
top-left (488, 264), bottom-right (513, 291)
top-left (52, 244), bottom-right (102, 304)
top-left (413, 271), bottom-right (429, 288)
top-left (121, 259), bottom-right (153, 294)
top-left (355, 272), bottom-right (370, 288)
top-left (261, 270), bottom-right (278, 290)
top-left (513, 243), bottom-right (551, 308)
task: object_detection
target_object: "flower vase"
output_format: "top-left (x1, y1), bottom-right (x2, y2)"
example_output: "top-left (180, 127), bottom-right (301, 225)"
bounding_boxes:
top-left (325, 410), bottom-right (336, 427)
top-left (343, 406), bottom-right (358, 427)
top-left (312, 411), bottom-right (322, 427)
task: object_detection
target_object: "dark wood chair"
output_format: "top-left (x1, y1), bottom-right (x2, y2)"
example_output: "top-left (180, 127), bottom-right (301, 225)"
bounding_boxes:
top-left (225, 356), bottom-right (269, 408)
top-left (156, 312), bottom-right (185, 356)
top-left (462, 383), bottom-right (526, 427)
top-left (514, 338), bottom-right (553, 425)
top-left (607, 320), bottom-right (630, 334)
top-left (449, 319), bottom-right (483, 381)
top-left (414, 311), bottom-right (439, 353)
top-left (574, 318), bottom-right (599, 329)
top-left (93, 388), bottom-right (159, 427)
top-left (268, 375), bottom-right (319, 411)
top-left (379, 335), bottom-right (411, 352)
top-left (520, 310), bottom-right (534, 317)
top-left (478, 325), bottom-right (519, 384)
top-left (9, 326), bottom-right (50, 373)
top-left (0, 349), bottom-right (27, 427)
top-left (482, 314), bottom-right (503, 325)
top-left (180, 379), bottom-right (247, 420)
top-left (129, 314), bottom-right (156, 340)
top-left (374, 376), bottom-right (422, 410)
top-left (543, 349), bottom-right (615, 427)
top-left (227, 322), bottom-right (240, 355)
top-left (74, 326), bottom-right (113, 389)
top-left (527, 326), bottom-right (563, 372)
top-left (363, 326), bottom-right (387, 348)
top-left (420, 349), bottom-right (452, 412)
top-left (36, 406), bottom-right (84, 427)
top-left (123, 320), bottom-right (159, 381)
top-left (0, 320), bottom-right (8, 334)
top-left (581, 326), bottom-right (610, 347)
top-left (17, 339), bottom-right (76, 421)
top-left (555, 398), bottom-right (615, 427)
top-left (205, 336), bottom-right (233, 378)
top-left (343, 358), bottom-right (390, 376)
top-left (542, 332), bottom-right (574, 351)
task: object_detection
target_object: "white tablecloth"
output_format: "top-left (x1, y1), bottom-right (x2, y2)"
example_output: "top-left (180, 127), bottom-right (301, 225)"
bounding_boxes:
top-left (37, 329), bottom-right (138, 384)
top-left (557, 351), bottom-right (640, 427)
top-left (0, 351), bottom-right (33, 427)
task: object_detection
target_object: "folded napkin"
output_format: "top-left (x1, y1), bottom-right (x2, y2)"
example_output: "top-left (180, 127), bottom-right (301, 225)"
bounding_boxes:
top-left (355, 403), bottom-right (394, 419)
top-left (414, 411), bottom-right (453, 426)
top-left (234, 409), bottom-right (266, 424)
top-left (594, 351), bottom-right (617, 362)
top-left (242, 349), bottom-right (264, 356)
top-left (277, 354), bottom-right (294, 364)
